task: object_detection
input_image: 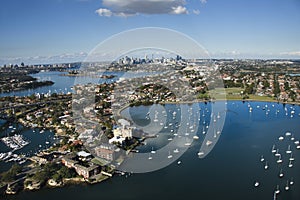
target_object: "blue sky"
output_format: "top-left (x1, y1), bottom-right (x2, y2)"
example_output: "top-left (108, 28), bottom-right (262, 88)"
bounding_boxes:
top-left (0, 0), bottom-right (300, 64)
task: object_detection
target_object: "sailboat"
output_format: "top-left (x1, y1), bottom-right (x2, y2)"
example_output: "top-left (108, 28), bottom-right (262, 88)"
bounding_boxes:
top-left (202, 126), bottom-right (206, 134)
top-left (151, 147), bottom-right (156, 154)
top-left (264, 161), bottom-right (269, 170)
top-left (277, 155), bottom-right (283, 163)
top-left (167, 151), bottom-right (173, 159)
top-left (288, 160), bottom-right (293, 168)
top-left (279, 169), bottom-right (284, 178)
top-left (271, 145), bottom-right (276, 153)
top-left (286, 145), bottom-right (292, 154)
top-left (289, 153), bottom-right (294, 161)
top-left (148, 153), bottom-right (153, 160)
top-left (260, 155), bottom-right (265, 162)
top-left (275, 149), bottom-right (280, 157)
top-left (275, 185), bottom-right (280, 194)
top-left (290, 178), bottom-right (294, 185)
top-left (285, 180), bottom-right (290, 191)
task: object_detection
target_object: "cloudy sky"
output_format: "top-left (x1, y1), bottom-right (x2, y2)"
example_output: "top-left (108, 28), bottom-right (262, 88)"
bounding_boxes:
top-left (0, 0), bottom-right (300, 64)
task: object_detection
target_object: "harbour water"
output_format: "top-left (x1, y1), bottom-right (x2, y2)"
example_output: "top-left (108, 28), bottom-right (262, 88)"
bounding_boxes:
top-left (2, 101), bottom-right (300, 200)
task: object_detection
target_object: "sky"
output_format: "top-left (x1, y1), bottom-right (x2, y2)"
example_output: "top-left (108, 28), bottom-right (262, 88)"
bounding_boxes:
top-left (0, 0), bottom-right (300, 65)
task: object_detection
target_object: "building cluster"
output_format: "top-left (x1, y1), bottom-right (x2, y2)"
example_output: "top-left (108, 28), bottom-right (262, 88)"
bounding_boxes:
top-left (62, 151), bottom-right (101, 179)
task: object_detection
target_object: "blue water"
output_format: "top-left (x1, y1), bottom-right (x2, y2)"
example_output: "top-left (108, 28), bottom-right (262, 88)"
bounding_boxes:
top-left (4, 101), bottom-right (300, 200)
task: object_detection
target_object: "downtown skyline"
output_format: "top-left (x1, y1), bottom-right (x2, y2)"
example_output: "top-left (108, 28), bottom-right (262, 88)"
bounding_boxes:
top-left (0, 0), bottom-right (300, 65)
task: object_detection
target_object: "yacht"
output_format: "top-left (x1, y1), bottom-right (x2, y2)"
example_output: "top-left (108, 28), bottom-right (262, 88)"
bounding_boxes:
top-left (193, 135), bottom-right (199, 140)
top-left (260, 155), bottom-right (265, 162)
top-left (173, 148), bottom-right (179, 153)
top-left (277, 155), bottom-right (283, 163)
top-left (278, 136), bottom-right (284, 141)
top-left (151, 147), bottom-right (156, 154)
top-left (167, 151), bottom-right (173, 159)
top-left (286, 145), bottom-right (292, 154)
top-left (290, 178), bottom-right (294, 185)
top-left (285, 132), bottom-right (291, 136)
top-left (198, 151), bottom-right (204, 156)
top-left (285, 180), bottom-right (289, 191)
top-left (271, 145), bottom-right (276, 153)
top-left (288, 160), bottom-right (293, 168)
top-left (289, 153), bottom-right (294, 161)
top-left (254, 181), bottom-right (259, 187)
top-left (279, 169), bottom-right (284, 178)
top-left (264, 161), bottom-right (269, 170)
top-left (148, 153), bottom-right (153, 160)
top-left (275, 185), bottom-right (280, 194)
top-left (294, 140), bottom-right (299, 145)
top-left (297, 145), bottom-right (300, 149)
top-left (206, 140), bottom-right (212, 146)
top-left (275, 149), bottom-right (280, 157)
top-left (177, 161), bottom-right (181, 165)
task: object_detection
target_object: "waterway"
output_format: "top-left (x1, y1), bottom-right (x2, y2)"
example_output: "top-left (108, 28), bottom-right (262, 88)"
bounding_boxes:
top-left (3, 101), bottom-right (300, 200)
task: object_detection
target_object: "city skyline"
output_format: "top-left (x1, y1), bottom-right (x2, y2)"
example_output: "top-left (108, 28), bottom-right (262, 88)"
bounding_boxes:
top-left (1, 0), bottom-right (300, 65)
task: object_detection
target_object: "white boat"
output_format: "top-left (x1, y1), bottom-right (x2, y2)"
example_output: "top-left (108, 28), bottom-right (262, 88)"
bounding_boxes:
top-left (193, 135), bottom-right (199, 140)
top-left (254, 181), bottom-right (259, 187)
top-left (291, 136), bottom-right (295, 141)
top-left (260, 155), bottom-right (265, 162)
top-left (264, 161), bottom-right (268, 170)
top-left (198, 151), bottom-right (204, 156)
top-left (177, 161), bottom-right (181, 165)
top-left (151, 147), bottom-right (156, 154)
top-left (286, 145), bottom-right (292, 154)
top-left (297, 145), bottom-right (300, 149)
top-left (271, 145), bottom-right (276, 153)
top-left (173, 148), bottom-right (179, 153)
top-left (167, 151), bottom-right (173, 159)
top-left (285, 132), bottom-right (291, 136)
top-left (285, 180), bottom-right (289, 191)
top-left (206, 140), bottom-right (212, 146)
top-left (288, 160), bottom-right (293, 168)
top-left (168, 138), bottom-right (173, 141)
top-left (295, 140), bottom-right (300, 145)
top-left (275, 149), bottom-right (280, 157)
top-left (289, 153), bottom-right (294, 161)
top-left (279, 169), bottom-right (284, 178)
top-left (277, 155), bottom-right (283, 163)
top-left (148, 153), bottom-right (153, 160)
top-left (290, 178), bottom-right (294, 185)
top-left (278, 136), bottom-right (284, 141)
top-left (275, 185), bottom-right (280, 194)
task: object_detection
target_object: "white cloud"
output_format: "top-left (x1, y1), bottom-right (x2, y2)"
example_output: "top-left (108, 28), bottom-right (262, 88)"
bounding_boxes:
top-left (171, 6), bottom-right (188, 14)
top-left (200, 0), bottom-right (207, 4)
top-left (193, 9), bottom-right (200, 15)
top-left (95, 8), bottom-right (113, 17)
top-left (95, 0), bottom-right (190, 17)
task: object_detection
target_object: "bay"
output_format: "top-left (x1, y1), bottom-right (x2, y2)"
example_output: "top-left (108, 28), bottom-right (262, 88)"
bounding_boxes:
top-left (3, 101), bottom-right (300, 200)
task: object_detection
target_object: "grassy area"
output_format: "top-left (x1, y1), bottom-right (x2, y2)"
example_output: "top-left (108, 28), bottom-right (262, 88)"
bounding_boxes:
top-left (209, 87), bottom-right (275, 101)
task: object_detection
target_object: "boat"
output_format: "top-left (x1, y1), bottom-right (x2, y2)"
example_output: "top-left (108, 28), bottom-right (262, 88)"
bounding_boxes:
top-left (278, 136), bottom-right (284, 141)
top-left (193, 135), bottom-right (199, 140)
top-left (277, 155), bottom-right (283, 163)
top-left (202, 127), bottom-right (206, 134)
top-left (206, 140), bottom-right (212, 146)
top-left (254, 181), bottom-right (259, 187)
top-left (151, 147), bottom-right (156, 154)
top-left (148, 153), bottom-right (153, 160)
top-left (167, 151), bottom-right (173, 159)
top-left (275, 185), bottom-right (280, 194)
top-left (279, 169), bottom-right (284, 178)
top-left (286, 145), bottom-right (292, 154)
top-left (177, 161), bottom-right (181, 165)
top-left (275, 149), bottom-right (280, 157)
top-left (297, 145), bottom-right (300, 149)
top-left (264, 161), bottom-right (269, 170)
top-left (289, 153), bottom-right (294, 161)
top-left (285, 132), bottom-right (291, 136)
top-left (173, 148), bottom-right (179, 153)
top-left (295, 140), bottom-right (300, 145)
top-left (291, 135), bottom-right (295, 141)
top-left (271, 145), bottom-right (276, 153)
top-left (285, 180), bottom-right (289, 191)
top-left (289, 160), bottom-right (293, 168)
top-left (290, 178), bottom-right (294, 185)
top-left (260, 155), bottom-right (265, 162)
top-left (198, 151), bottom-right (204, 156)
